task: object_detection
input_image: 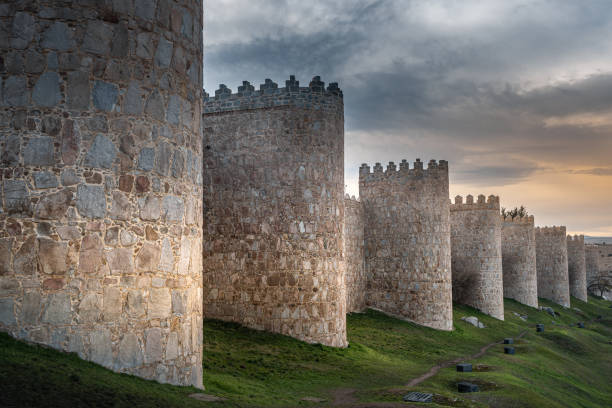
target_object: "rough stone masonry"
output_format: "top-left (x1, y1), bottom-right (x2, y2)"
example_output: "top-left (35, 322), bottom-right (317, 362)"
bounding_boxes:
top-left (0, 0), bottom-right (204, 387)
top-left (567, 235), bottom-right (587, 302)
top-left (535, 227), bottom-right (570, 307)
top-left (501, 215), bottom-right (538, 308)
top-left (344, 195), bottom-right (366, 313)
top-left (450, 195), bottom-right (504, 320)
top-left (201, 76), bottom-right (348, 347)
top-left (359, 159), bottom-right (453, 331)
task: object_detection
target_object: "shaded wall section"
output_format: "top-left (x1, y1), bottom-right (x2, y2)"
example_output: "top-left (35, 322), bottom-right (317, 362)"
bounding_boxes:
top-left (536, 227), bottom-right (570, 307)
top-left (344, 195), bottom-right (366, 313)
top-left (501, 216), bottom-right (538, 308)
top-left (567, 235), bottom-right (587, 302)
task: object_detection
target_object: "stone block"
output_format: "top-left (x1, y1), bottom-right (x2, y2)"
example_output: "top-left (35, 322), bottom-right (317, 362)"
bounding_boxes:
top-left (42, 293), bottom-right (72, 325)
top-left (14, 236), bottom-right (38, 275)
top-left (137, 242), bottom-right (160, 272)
top-left (172, 290), bottom-right (186, 315)
top-left (107, 248), bottom-right (134, 275)
top-left (457, 382), bottom-right (479, 393)
top-left (79, 234), bottom-right (104, 274)
top-left (139, 196), bottom-right (160, 220)
top-left (34, 171), bottom-right (59, 189)
top-left (0, 298), bottom-right (16, 325)
top-left (41, 116), bottom-right (62, 136)
top-left (20, 292), bottom-right (41, 325)
top-left (1, 134), bottom-right (20, 166)
top-left (159, 238), bottom-right (174, 272)
top-left (23, 137), bottom-right (54, 166)
top-left (144, 327), bottom-right (162, 364)
top-left (34, 189), bottom-right (73, 219)
top-left (109, 191), bottom-right (131, 221)
top-left (10, 12), bottom-right (36, 49)
top-left (103, 287), bottom-right (122, 321)
top-left (38, 238), bottom-right (68, 275)
top-left (504, 346), bottom-right (515, 354)
top-left (76, 184), bottom-right (106, 219)
top-left (456, 363), bottom-right (472, 372)
top-left (82, 20), bottom-right (114, 55)
top-left (148, 288), bottom-right (171, 319)
top-left (166, 331), bottom-right (179, 361)
top-left (504, 338), bottom-right (514, 344)
top-left (41, 21), bottom-right (75, 51)
top-left (90, 329), bottom-right (113, 368)
top-left (61, 119), bottom-right (80, 166)
top-left (167, 94), bottom-right (180, 125)
top-left (145, 90), bottom-right (165, 118)
top-left (124, 81), bottom-right (145, 115)
top-left (118, 333), bottom-right (143, 368)
top-left (78, 292), bottom-right (102, 323)
top-left (171, 149), bottom-right (184, 178)
top-left (61, 169), bottom-right (80, 186)
top-left (0, 239), bottom-right (12, 275)
top-left (24, 51), bottom-right (45, 74)
top-left (162, 196), bottom-right (184, 223)
top-left (155, 37), bottom-right (173, 68)
top-left (154, 142), bottom-right (172, 176)
top-left (67, 71), bottom-right (90, 110)
top-left (3, 179), bottom-right (29, 213)
top-left (136, 32), bottom-right (155, 59)
top-left (3, 76), bottom-right (28, 106)
top-left (126, 290), bottom-right (145, 318)
top-left (32, 72), bottom-right (62, 107)
top-left (93, 80), bottom-right (119, 112)
top-left (135, 0), bottom-right (157, 22)
top-left (111, 22), bottom-right (129, 58)
top-left (138, 147), bottom-right (155, 171)
top-left (121, 230), bottom-right (137, 247)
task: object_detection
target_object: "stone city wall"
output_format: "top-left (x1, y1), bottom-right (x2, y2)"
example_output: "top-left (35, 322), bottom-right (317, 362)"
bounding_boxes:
top-left (344, 195), bottom-right (366, 313)
top-left (585, 245), bottom-right (600, 291)
top-left (201, 76), bottom-right (347, 347)
top-left (535, 227), bottom-right (570, 307)
top-left (450, 195), bottom-right (504, 320)
top-left (567, 235), bottom-right (587, 302)
top-left (0, 0), bottom-right (204, 387)
top-left (501, 215), bottom-right (538, 308)
top-left (359, 159), bottom-right (452, 331)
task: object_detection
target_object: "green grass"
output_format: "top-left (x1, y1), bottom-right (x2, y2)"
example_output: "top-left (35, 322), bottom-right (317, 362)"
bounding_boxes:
top-left (1, 296), bottom-right (611, 407)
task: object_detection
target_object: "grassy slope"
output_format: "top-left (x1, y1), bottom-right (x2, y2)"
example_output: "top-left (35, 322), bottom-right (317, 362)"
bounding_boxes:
top-left (1, 296), bottom-right (611, 408)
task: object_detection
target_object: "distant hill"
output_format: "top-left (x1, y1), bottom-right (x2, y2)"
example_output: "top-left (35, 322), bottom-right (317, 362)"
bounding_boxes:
top-left (585, 236), bottom-right (612, 244)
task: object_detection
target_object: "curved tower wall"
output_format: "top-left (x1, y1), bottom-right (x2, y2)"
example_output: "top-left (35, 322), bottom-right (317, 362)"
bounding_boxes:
top-left (201, 76), bottom-right (347, 347)
top-left (344, 195), bottom-right (366, 313)
top-left (359, 159), bottom-right (452, 331)
top-left (567, 235), bottom-right (587, 302)
top-left (450, 195), bottom-right (504, 320)
top-left (0, 1), bottom-right (204, 387)
top-left (535, 227), bottom-right (570, 307)
top-left (501, 215), bottom-right (538, 308)
top-left (585, 245), bottom-right (600, 293)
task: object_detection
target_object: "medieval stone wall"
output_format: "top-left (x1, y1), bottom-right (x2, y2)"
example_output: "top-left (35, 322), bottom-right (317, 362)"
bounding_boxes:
top-left (501, 215), bottom-right (538, 308)
top-left (0, 0), bottom-right (203, 387)
top-left (344, 195), bottom-right (366, 313)
top-left (359, 159), bottom-right (452, 331)
top-left (567, 235), bottom-right (587, 302)
top-left (585, 245), bottom-right (600, 290)
top-left (535, 227), bottom-right (570, 307)
top-left (201, 76), bottom-right (347, 347)
top-left (450, 195), bottom-right (504, 320)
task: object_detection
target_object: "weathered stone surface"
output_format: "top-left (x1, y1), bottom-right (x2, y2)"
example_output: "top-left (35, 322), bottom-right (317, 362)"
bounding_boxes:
top-left (110, 191), bottom-right (131, 221)
top-left (93, 80), bottom-right (119, 112)
top-left (1, 134), bottom-right (20, 166)
top-left (42, 293), bottom-right (72, 325)
top-left (107, 248), bottom-right (134, 275)
top-left (111, 22), bottom-right (129, 58)
top-left (33, 72), bottom-right (62, 107)
top-left (137, 242), bottom-right (160, 272)
top-left (56, 226), bottom-right (81, 241)
top-left (61, 169), bottom-right (80, 186)
top-left (144, 90), bottom-right (165, 118)
top-left (24, 51), bottom-right (45, 74)
top-left (20, 292), bottom-right (41, 326)
top-left (536, 227), bottom-right (570, 307)
top-left (166, 331), bottom-right (179, 360)
top-left (0, 298), bottom-right (16, 325)
top-left (135, 0), bottom-right (157, 22)
top-left (118, 333), bottom-right (143, 368)
top-left (3, 76), bottom-right (28, 106)
top-left (10, 12), bottom-right (36, 49)
top-left (149, 288), bottom-right (171, 319)
top-left (171, 149), bottom-right (184, 178)
top-left (567, 235), bottom-right (587, 302)
top-left (90, 329), bottom-right (112, 368)
top-left (41, 21), bottom-right (75, 51)
top-left (124, 81), bottom-right (145, 115)
top-left (41, 116), bottom-right (62, 136)
top-left (502, 216), bottom-right (538, 308)
top-left (144, 327), bottom-right (162, 364)
top-left (167, 94), bottom-right (180, 125)
top-left (162, 196), bottom-right (184, 223)
top-left (159, 238), bottom-right (174, 272)
top-left (138, 147), bottom-right (155, 171)
top-left (155, 37), bottom-right (173, 68)
top-left (0, 239), bottom-right (12, 275)
top-left (120, 230), bottom-right (137, 247)
top-left (103, 287), bottom-right (122, 321)
top-left (76, 184), bottom-right (106, 219)
top-left (136, 32), bottom-right (155, 59)
top-left (126, 290), bottom-right (145, 318)
top-left (34, 189), bottom-right (72, 219)
top-left (82, 20), bottom-right (114, 55)
top-left (79, 234), bottom-right (104, 274)
top-left (461, 316), bottom-right (485, 328)
top-left (13, 237), bottom-right (37, 275)
top-left (3, 180), bottom-right (30, 213)
top-left (172, 290), bottom-right (186, 315)
top-left (344, 197), bottom-right (365, 313)
top-left (67, 71), bottom-right (90, 110)
top-left (38, 238), bottom-right (68, 275)
top-left (78, 293), bottom-right (101, 323)
top-left (61, 119), bottom-right (80, 165)
top-left (155, 142), bottom-right (172, 176)
top-left (23, 137), bottom-right (54, 166)
top-left (139, 196), bottom-right (160, 220)
top-left (34, 171), bottom-right (58, 189)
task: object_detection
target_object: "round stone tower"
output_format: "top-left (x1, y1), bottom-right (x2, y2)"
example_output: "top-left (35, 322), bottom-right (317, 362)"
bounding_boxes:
top-left (585, 245), bottom-right (600, 294)
top-left (535, 227), bottom-right (570, 307)
top-left (359, 159), bottom-right (452, 331)
top-left (201, 76), bottom-right (347, 347)
top-left (0, 1), bottom-right (204, 387)
top-left (450, 195), bottom-right (504, 320)
top-left (567, 235), bottom-right (587, 302)
top-left (501, 215), bottom-right (538, 308)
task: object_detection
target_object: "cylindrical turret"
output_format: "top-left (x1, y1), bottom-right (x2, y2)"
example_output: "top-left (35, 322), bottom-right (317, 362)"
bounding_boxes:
top-left (201, 76), bottom-right (347, 347)
top-left (567, 235), bottom-right (587, 302)
top-left (344, 195), bottom-right (366, 313)
top-left (0, 1), bottom-right (204, 387)
top-left (535, 227), bottom-right (570, 307)
top-left (359, 159), bottom-right (452, 330)
top-left (501, 215), bottom-right (538, 308)
top-left (450, 195), bottom-right (504, 320)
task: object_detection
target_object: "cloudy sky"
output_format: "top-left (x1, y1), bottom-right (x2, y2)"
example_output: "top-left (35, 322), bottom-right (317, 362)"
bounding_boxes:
top-left (203, 0), bottom-right (612, 236)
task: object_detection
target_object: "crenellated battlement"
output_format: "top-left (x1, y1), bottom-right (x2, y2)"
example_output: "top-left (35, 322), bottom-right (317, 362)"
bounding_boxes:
top-left (359, 159), bottom-right (448, 183)
top-left (567, 234), bottom-right (585, 243)
top-left (450, 194), bottom-right (500, 211)
top-left (501, 214), bottom-right (535, 225)
top-left (535, 226), bottom-right (567, 235)
top-left (202, 75), bottom-right (343, 114)
top-left (344, 193), bottom-right (361, 203)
